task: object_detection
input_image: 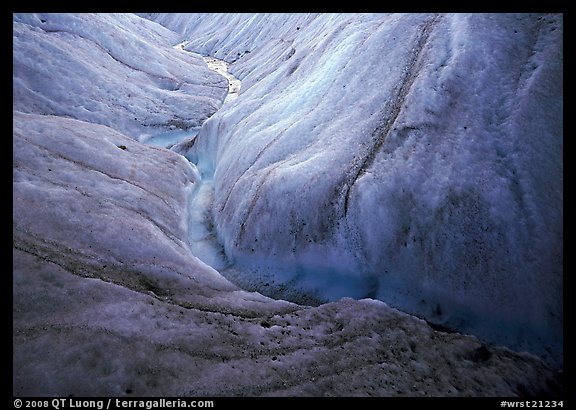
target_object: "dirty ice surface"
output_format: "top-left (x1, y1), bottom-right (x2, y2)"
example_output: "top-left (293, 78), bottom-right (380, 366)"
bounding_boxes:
top-left (148, 12), bottom-right (563, 369)
top-left (13, 13), bottom-right (563, 396)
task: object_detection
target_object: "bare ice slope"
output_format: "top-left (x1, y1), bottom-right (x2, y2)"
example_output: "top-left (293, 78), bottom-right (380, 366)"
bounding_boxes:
top-left (13, 111), bottom-right (562, 396)
top-left (13, 13), bottom-right (563, 395)
top-left (146, 13), bottom-right (563, 367)
top-left (12, 111), bottom-right (288, 314)
top-left (13, 13), bottom-right (227, 139)
top-left (14, 247), bottom-right (562, 396)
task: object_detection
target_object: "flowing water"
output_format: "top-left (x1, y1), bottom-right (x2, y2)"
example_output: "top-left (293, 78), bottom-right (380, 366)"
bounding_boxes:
top-left (142, 43), bottom-right (241, 270)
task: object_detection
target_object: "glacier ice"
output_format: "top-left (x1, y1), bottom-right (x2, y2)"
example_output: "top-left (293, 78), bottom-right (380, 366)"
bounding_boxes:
top-left (13, 13), bottom-right (228, 139)
top-left (148, 13), bottom-right (563, 368)
top-left (13, 12), bottom-right (563, 395)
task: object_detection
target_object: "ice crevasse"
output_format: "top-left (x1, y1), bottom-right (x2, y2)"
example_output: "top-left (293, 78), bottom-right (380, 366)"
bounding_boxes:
top-left (142, 13), bottom-right (563, 367)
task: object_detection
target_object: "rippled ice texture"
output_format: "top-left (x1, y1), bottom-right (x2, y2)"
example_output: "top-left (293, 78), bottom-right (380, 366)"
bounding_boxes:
top-left (13, 13), bottom-right (563, 396)
top-left (146, 13), bottom-right (563, 367)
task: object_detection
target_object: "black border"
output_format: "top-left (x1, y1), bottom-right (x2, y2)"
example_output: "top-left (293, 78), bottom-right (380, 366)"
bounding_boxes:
top-left (9, 5), bottom-right (571, 405)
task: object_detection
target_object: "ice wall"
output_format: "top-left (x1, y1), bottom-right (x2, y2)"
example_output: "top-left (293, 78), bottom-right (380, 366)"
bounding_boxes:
top-left (145, 13), bottom-right (563, 367)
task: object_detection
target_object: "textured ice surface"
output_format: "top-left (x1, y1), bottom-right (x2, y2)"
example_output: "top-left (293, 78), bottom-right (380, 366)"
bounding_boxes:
top-left (13, 13), bottom-right (563, 395)
top-left (146, 13), bottom-right (563, 368)
top-left (12, 112), bottom-right (278, 314)
top-left (140, 129), bottom-right (200, 149)
top-left (13, 13), bottom-right (227, 138)
top-left (203, 56), bottom-right (241, 103)
top-left (13, 243), bottom-right (562, 396)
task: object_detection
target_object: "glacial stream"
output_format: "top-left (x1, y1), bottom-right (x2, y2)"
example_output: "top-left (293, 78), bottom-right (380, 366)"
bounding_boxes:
top-left (141, 45), bottom-right (239, 272)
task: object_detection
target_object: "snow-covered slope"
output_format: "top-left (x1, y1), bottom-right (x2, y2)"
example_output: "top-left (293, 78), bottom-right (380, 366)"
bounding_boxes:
top-left (144, 13), bottom-right (563, 367)
top-left (13, 13), bottom-right (227, 139)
